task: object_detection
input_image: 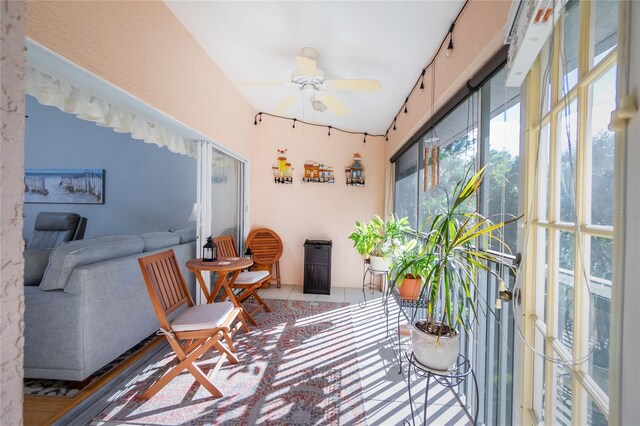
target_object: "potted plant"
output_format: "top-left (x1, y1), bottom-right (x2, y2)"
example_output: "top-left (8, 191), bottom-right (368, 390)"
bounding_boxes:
top-left (348, 214), bottom-right (410, 272)
top-left (389, 238), bottom-right (429, 300)
top-left (398, 167), bottom-right (508, 371)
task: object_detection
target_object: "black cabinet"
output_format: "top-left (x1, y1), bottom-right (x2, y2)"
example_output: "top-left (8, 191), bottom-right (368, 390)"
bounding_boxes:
top-left (303, 239), bottom-right (332, 294)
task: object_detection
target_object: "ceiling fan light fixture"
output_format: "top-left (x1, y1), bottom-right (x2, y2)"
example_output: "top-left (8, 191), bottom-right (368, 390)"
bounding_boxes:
top-left (311, 97), bottom-right (328, 112)
top-left (301, 46), bottom-right (320, 60)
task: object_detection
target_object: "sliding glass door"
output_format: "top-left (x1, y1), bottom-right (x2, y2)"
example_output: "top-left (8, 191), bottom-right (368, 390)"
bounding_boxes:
top-left (196, 140), bottom-right (246, 262)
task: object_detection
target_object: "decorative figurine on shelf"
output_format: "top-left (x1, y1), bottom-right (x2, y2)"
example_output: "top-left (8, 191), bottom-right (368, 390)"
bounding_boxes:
top-left (203, 236), bottom-right (217, 262)
top-left (345, 153), bottom-right (365, 186)
top-left (303, 161), bottom-right (313, 182)
top-left (277, 149), bottom-right (287, 174)
top-left (284, 162), bottom-right (292, 182)
top-left (273, 149), bottom-right (293, 184)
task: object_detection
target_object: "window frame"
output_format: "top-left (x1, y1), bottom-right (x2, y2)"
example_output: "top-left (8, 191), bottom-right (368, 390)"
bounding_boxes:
top-left (523, 1), bottom-right (618, 423)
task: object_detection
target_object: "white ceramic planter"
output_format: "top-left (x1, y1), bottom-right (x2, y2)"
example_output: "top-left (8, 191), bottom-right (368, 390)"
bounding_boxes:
top-left (411, 321), bottom-right (460, 371)
top-left (369, 255), bottom-right (391, 272)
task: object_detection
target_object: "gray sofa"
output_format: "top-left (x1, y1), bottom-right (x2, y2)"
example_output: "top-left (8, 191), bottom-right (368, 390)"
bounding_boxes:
top-left (23, 227), bottom-right (197, 381)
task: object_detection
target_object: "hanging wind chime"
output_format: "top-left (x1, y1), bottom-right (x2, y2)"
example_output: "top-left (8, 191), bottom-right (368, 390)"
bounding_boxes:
top-left (424, 135), bottom-right (440, 192)
top-left (423, 64), bottom-right (440, 193)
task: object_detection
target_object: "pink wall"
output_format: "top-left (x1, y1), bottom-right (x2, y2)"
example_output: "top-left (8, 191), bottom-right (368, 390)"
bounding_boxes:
top-left (251, 118), bottom-right (385, 286)
top-left (385, 0), bottom-right (511, 160)
top-left (26, 0), bottom-right (256, 160)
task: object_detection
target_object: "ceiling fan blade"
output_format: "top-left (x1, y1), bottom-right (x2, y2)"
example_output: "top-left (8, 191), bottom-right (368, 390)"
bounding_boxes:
top-left (273, 92), bottom-right (300, 114)
top-left (236, 80), bottom-right (289, 87)
top-left (326, 79), bottom-right (382, 91)
top-left (296, 56), bottom-right (317, 76)
top-left (318, 93), bottom-right (348, 116)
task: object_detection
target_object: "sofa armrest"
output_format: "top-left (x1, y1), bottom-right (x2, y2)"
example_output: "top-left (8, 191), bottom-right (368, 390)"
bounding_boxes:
top-left (62, 257), bottom-right (161, 378)
top-left (24, 286), bottom-right (83, 377)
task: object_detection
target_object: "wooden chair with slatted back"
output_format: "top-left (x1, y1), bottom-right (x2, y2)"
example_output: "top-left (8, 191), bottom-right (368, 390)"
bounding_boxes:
top-left (138, 249), bottom-right (247, 399)
top-left (246, 228), bottom-right (283, 288)
top-left (213, 235), bottom-right (271, 325)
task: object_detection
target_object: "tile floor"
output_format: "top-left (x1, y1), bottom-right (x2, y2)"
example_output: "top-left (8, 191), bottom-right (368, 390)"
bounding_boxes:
top-left (258, 285), bottom-right (472, 425)
top-left (258, 284), bottom-right (371, 304)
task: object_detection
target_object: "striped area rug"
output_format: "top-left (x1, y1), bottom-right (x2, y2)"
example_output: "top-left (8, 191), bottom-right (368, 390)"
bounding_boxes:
top-left (94, 299), bottom-right (367, 425)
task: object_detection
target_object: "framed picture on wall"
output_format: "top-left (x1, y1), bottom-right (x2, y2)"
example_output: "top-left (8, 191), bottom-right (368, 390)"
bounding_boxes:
top-left (24, 169), bottom-right (105, 204)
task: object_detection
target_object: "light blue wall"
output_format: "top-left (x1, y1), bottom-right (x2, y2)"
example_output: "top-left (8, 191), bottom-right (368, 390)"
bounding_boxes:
top-left (23, 96), bottom-right (197, 239)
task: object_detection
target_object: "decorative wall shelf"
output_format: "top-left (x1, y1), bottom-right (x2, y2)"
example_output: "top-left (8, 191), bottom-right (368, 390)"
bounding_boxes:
top-left (345, 153), bottom-right (365, 186)
top-left (272, 149), bottom-right (293, 184)
top-left (302, 161), bottom-right (335, 183)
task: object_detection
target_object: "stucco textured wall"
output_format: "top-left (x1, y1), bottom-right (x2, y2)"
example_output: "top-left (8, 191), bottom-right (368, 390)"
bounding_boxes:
top-left (251, 119), bottom-right (385, 287)
top-left (1, 0), bottom-right (25, 423)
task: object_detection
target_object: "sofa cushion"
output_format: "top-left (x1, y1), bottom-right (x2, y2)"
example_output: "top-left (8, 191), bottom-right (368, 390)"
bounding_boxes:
top-left (40, 235), bottom-right (145, 291)
top-left (173, 226), bottom-right (196, 244)
top-left (24, 249), bottom-right (53, 286)
top-left (140, 232), bottom-right (181, 252)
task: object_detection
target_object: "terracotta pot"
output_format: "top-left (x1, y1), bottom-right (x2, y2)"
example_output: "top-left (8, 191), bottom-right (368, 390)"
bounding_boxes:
top-left (370, 255), bottom-right (391, 272)
top-left (411, 321), bottom-right (460, 371)
top-left (398, 275), bottom-right (421, 300)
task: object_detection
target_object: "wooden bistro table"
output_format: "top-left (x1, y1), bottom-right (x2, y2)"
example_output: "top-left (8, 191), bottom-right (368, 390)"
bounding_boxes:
top-left (186, 257), bottom-right (255, 326)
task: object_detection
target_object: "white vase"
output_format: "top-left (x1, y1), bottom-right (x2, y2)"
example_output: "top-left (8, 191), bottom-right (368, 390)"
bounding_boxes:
top-left (369, 255), bottom-right (391, 272)
top-left (411, 321), bottom-right (460, 371)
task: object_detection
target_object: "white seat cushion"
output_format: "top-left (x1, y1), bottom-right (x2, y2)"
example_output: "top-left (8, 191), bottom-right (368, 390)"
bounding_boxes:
top-left (171, 302), bottom-right (235, 332)
top-left (234, 270), bottom-right (269, 285)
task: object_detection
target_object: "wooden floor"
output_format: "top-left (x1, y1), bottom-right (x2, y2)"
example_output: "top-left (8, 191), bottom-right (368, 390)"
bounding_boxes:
top-left (24, 337), bottom-right (164, 426)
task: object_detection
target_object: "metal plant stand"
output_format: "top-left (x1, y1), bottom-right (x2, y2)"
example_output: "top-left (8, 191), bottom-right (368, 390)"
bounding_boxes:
top-left (360, 260), bottom-right (388, 308)
top-left (385, 288), bottom-right (429, 374)
top-left (404, 352), bottom-right (479, 426)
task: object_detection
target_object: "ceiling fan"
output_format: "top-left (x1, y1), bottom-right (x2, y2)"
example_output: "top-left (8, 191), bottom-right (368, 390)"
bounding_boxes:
top-left (242, 47), bottom-right (381, 116)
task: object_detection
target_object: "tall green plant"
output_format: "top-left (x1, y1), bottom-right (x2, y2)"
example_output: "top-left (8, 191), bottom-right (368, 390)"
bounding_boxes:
top-left (392, 166), bottom-right (508, 337)
top-left (348, 214), bottom-right (410, 257)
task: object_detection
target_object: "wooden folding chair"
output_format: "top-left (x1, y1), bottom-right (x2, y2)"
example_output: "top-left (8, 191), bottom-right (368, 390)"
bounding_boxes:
top-left (138, 249), bottom-right (247, 399)
top-left (213, 235), bottom-right (271, 325)
top-left (246, 228), bottom-right (283, 288)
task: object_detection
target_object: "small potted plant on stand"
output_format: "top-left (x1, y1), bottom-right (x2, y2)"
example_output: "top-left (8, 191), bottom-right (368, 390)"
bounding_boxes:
top-left (349, 215), bottom-right (410, 272)
top-left (405, 167), bottom-right (508, 371)
top-left (389, 238), bottom-right (429, 300)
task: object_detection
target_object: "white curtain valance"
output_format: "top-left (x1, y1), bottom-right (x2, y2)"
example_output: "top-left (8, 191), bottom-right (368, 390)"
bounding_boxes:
top-left (25, 66), bottom-right (196, 158)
